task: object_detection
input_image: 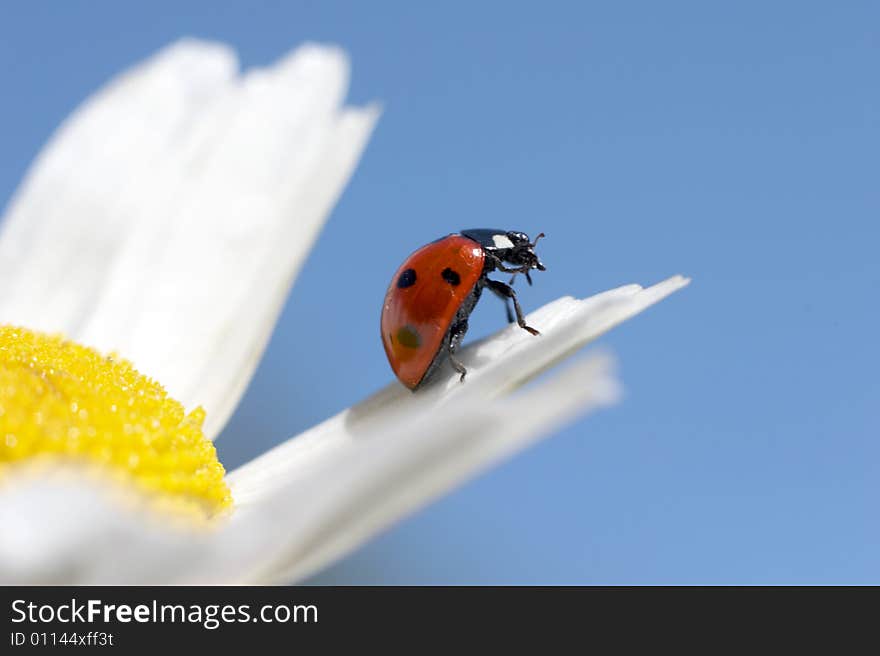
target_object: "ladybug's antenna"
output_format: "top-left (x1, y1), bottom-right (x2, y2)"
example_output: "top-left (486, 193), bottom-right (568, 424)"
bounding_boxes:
top-left (531, 233), bottom-right (546, 276)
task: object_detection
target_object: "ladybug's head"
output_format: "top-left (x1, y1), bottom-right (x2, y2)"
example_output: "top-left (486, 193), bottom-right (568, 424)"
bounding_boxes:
top-left (503, 231), bottom-right (546, 272)
top-left (497, 231), bottom-right (545, 286)
top-left (460, 228), bottom-right (547, 285)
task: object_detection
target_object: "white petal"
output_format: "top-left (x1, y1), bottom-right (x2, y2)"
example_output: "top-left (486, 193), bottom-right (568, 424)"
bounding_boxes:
top-left (0, 40), bottom-right (236, 334)
top-left (0, 467), bottom-right (212, 584)
top-left (0, 40), bottom-right (379, 438)
top-left (224, 275), bottom-right (689, 583)
top-left (228, 275), bottom-right (689, 505)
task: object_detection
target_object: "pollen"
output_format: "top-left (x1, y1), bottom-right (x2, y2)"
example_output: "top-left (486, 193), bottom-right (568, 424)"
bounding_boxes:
top-left (0, 325), bottom-right (232, 523)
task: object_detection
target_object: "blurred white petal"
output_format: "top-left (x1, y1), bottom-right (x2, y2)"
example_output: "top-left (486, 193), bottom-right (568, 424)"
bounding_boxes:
top-left (0, 40), bottom-right (379, 438)
top-left (230, 353), bottom-right (620, 584)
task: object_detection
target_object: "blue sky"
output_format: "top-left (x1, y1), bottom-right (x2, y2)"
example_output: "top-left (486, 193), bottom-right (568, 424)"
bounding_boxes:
top-left (1, 2), bottom-right (877, 583)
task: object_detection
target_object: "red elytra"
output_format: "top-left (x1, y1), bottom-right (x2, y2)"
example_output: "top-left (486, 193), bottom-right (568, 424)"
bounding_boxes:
top-left (381, 230), bottom-right (545, 391)
top-left (381, 235), bottom-right (484, 389)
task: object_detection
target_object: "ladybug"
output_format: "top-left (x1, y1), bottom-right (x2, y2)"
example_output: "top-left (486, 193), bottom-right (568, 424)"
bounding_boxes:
top-left (381, 229), bottom-right (546, 390)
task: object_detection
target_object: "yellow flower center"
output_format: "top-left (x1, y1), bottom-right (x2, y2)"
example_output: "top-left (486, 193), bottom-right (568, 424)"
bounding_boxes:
top-left (0, 325), bottom-right (232, 522)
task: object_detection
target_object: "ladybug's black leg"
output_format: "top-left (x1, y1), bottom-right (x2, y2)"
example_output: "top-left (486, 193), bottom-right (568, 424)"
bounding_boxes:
top-left (490, 258), bottom-right (526, 275)
top-left (507, 270), bottom-right (534, 287)
top-left (447, 320), bottom-right (469, 382)
top-left (488, 254), bottom-right (536, 286)
top-left (485, 279), bottom-right (540, 336)
top-left (488, 282), bottom-right (516, 324)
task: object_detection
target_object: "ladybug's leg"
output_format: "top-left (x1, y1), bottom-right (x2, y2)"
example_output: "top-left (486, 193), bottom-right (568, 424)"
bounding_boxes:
top-left (488, 283), bottom-right (516, 324)
top-left (490, 258), bottom-right (525, 275)
top-left (447, 320), bottom-right (469, 382)
top-left (485, 279), bottom-right (540, 336)
top-left (489, 254), bottom-right (534, 286)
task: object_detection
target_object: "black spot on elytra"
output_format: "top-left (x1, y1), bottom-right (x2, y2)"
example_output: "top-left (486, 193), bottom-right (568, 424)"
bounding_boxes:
top-left (396, 325), bottom-right (421, 348)
top-left (397, 268), bottom-right (417, 288)
top-left (441, 267), bottom-right (461, 286)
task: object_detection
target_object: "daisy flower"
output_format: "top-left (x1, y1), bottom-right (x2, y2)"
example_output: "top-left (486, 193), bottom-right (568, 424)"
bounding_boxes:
top-left (0, 40), bottom-right (688, 584)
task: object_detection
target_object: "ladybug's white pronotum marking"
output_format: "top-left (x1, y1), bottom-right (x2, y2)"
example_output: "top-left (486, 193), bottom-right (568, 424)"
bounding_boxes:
top-left (491, 234), bottom-right (515, 249)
